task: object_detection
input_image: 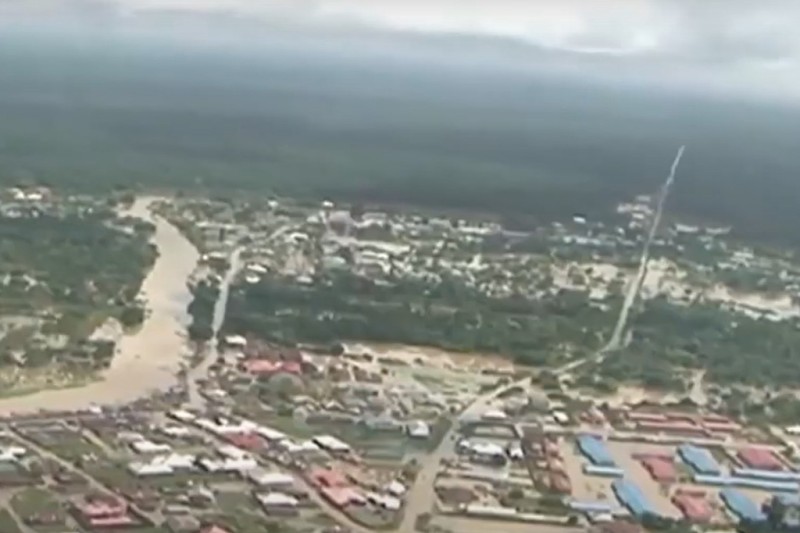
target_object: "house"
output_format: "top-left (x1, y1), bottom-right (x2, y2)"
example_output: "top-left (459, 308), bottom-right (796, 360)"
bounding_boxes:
top-left (0, 446), bottom-right (26, 462)
top-left (321, 487), bottom-right (366, 508)
top-left (366, 492), bottom-right (402, 511)
top-left (198, 457), bottom-right (258, 473)
top-left (130, 439), bottom-right (172, 454)
top-left (407, 421), bottom-right (431, 439)
top-left (385, 481), bottom-right (407, 497)
top-left (159, 425), bottom-right (192, 439)
top-left (74, 495), bottom-right (135, 528)
top-left (224, 432), bottom-right (264, 451)
top-left (257, 492), bottom-right (299, 511)
top-left (242, 359), bottom-right (302, 376)
top-left (312, 435), bottom-right (351, 453)
top-left (308, 467), bottom-right (349, 488)
top-left (247, 469), bottom-right (295, 489)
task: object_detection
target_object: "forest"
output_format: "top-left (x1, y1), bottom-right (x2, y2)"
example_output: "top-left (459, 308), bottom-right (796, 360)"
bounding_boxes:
top-left (2, 33), bottom-right (800, 248)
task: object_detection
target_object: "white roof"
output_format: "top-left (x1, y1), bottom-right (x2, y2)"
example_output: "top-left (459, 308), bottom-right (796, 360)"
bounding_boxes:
top-left (469, 442), bottom-right (506, 457)
top-left (248, 469), bottom-right (295, 487)
top-left (481, 409), bottom-right (507, 420)
top-left (407, 421), bottom-right (430, 438)
top-left (386, 481), bottom-right (406, 496)
top-left (255, 426), bottom-right (287, 441)
top-left (279, 439), bottom-right (321, 454)
top-left (258, 492), bottom-right (299, 507)
top-left (366, 492), bottom-right (402, 511)
top-left (225, 335), bottom-right (247, 346)
top-left (131, 440), bottom-right (172, 454)
top-left (160, 425), bottom-right (191, 438)
top-left (199, 457), bottom-right (258, 473)
top-left (169, 410), bottom-right (197, 422)
top-left (312, 435), bottom-right (350, 452)
top-left (128, 462), bottom-right (173, 476)
top-left (217, 445), bottom-right (250, 460)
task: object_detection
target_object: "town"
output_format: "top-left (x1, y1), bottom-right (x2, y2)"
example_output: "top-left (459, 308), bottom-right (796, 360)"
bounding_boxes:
top-left (2, 188), bottom-right (800, 532)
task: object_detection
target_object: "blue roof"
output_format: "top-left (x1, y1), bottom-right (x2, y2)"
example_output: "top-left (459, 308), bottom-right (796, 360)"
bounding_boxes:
top-left (577, 434), bottom-right (616, 466)
top-left (733, 468), bottom-right (800, 482)
top-left (721, 488), bottom-right (766, 522)
top-left (679, 444), bottom-right (721, 475)
top-left (695, 474), bottom-right (799, 492)
top-left (612, 479), bottom-right (657, 518)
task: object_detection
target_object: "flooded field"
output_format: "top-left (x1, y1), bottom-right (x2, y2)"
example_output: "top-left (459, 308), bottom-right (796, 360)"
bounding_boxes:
top-left (0, 197), bottom-right (199, 414)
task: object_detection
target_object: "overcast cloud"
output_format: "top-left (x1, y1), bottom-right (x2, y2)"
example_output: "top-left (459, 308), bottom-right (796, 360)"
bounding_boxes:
top-left (3, 0), bottom-right (800, 100)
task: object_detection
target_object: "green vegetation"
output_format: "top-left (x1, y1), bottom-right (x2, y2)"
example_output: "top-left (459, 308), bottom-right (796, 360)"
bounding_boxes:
top-left (593, 298), bottom-right (800, 389)
top-left (0, 509), bottom-right (23, 533)
top-left (223, 271), bottom-right (611, 366)
top-left (3, 32), bottom-right (800, 251)
top-left (187, 281), bottom-right (219, 341)
top-left (0, 204), bottom-right (155, 369)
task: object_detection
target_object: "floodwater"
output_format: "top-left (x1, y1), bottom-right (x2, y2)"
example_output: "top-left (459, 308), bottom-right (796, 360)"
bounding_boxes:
top-left (0, 196), bottom-right (199, 414)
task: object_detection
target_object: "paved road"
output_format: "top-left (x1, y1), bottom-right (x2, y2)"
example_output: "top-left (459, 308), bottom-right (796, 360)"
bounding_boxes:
top-left (398, 377), bottom-right (531, 533)
top-left (186, 247), bottom-right (243, 409)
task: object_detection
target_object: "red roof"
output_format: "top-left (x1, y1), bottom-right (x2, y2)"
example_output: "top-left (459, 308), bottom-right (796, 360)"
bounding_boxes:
top-left (224, 432), bottom-right (265, 450)
top-left (320, 487), bottom-right (366, 508)
top-left (242, 359), bottom-right (302, 375)
top-left (77, 496), bottom-right (128, 518)
top-left (738, 448), bottom-right (784, 470)
top-left (672, 493), bottom-right (712, 522)
top-left (308, 467), bottom-right (349, 488)
top-left (641, 457), bottom-right (677, 482)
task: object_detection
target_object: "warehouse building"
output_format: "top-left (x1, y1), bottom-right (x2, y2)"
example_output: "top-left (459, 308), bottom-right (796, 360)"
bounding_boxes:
top-left (671, 489), bottom-right (713, 523)
top-left (678, 444), bottom-right (721, 475)
top-left (577, 435), bottom-right (616, 467)
top-left (612, 479), bottom-right (657, 518)
top-left (721, 488), bottom-right (766, 523)
top-left (738, 448), bottom-right (784, 471)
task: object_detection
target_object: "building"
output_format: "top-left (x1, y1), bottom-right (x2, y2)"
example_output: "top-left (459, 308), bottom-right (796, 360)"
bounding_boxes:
top-left (247, 469), bottom-right (295, 489)
top-left (309, 468), bottom-right (349, 489)
top-left (73, 495), bottom-right (136, 528)
top-left (407, 421), bottom-right (431, 439)
top-left (312, 435), bottom-right (351, 453)
top-left (321, 487), bottom-right (366, 508)
top-left (577, 435), bottom-right (616, 467)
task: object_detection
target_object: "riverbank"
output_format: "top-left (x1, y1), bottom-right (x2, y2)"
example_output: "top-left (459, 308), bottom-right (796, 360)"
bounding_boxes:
top-left (0, 197), bottom-right (199, 415)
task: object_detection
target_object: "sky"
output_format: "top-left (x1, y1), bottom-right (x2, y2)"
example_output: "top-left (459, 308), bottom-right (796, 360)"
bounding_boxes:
top-left (3, 0), bottom-right (800, 102)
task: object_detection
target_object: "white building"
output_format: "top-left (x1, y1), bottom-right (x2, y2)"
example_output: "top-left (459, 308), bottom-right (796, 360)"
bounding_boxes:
top-left (258, 492), bottom-right (299, 509)
top-left (130, 440), bottom-right (172, 454)
top-left (0, 446), bottom-right (26, 462)
top-left (407, 421), bottom-right (431, 439)
top-left (247, 469), bottom-right (295, 489)
top-left (312, 435), bottom-right (351, 453)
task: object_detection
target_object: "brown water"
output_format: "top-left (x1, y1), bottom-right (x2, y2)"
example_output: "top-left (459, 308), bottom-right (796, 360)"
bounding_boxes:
top-left (0, 197), bottom-right (199, 414)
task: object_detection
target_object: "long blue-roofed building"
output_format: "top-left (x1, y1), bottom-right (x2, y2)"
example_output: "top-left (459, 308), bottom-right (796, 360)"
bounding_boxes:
top-left (577, 434), bottom-right (616, 467)
top-left (678, 444), bottom-right (721, 475)
top-left (612, 479), bottom-right (658, 518)
top-left (720, 488), bottom-right (766, 522)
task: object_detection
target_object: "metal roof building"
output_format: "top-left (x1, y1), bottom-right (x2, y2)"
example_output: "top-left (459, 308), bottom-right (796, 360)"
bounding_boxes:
top-left (577, 434), bottom-right (616, 466)
top-left (678, 444), bottom-right (721, 475)
top-left (738, 448), bottom-right (784, 471)
top-left (720, 488), bottom-right (766, 522)
top-left (612, 479), bottom-right (657, 518)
